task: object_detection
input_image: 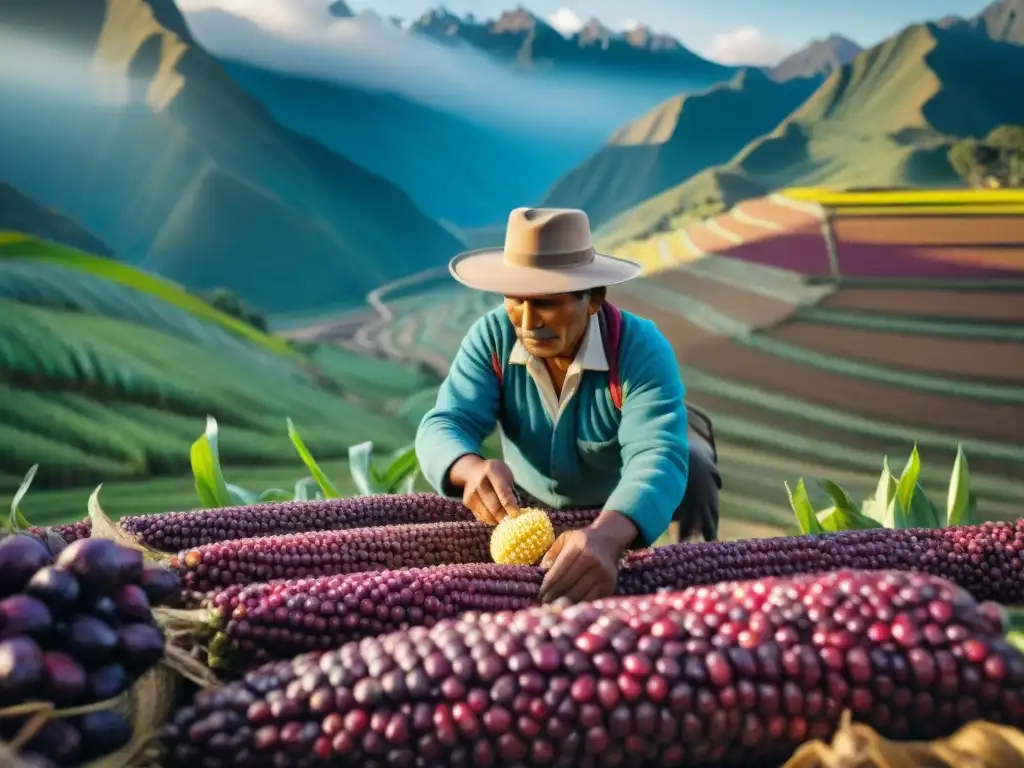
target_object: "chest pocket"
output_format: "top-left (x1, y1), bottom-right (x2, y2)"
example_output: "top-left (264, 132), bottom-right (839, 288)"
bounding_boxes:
top-left (576, 436), bottom-right (621, 473)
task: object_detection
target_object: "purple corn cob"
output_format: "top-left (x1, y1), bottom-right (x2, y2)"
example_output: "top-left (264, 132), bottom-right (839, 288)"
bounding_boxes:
top-left (162, 569), bottom-right (1024, 767)
top-left (201, 521), bottom-right (1024, 665)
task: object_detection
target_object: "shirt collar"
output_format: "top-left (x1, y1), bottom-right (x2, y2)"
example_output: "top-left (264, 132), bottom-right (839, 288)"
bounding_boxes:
top-left (509, 313), bottom-right (609, 371)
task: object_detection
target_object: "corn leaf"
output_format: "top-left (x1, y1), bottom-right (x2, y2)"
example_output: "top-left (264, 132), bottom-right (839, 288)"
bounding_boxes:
top-left (225, 484), bottom-right (256, 506)
top-left (8, 464), bottom-right (37, 532)
top-left (348, 441), bottom-right (378, 496)
top-left (887, 494), bottom-right (912, 530)
top-left (376, 445), bottom-right (420, 494)
top-left (892, 446), bottom-right (928, 529)
top-left (862, 457), bottom-right (898, 525)
top-left (293, 477), bottom-right (322, 501)
top-left (786, 479), bottom-right (824, 535)
top-left (257, 488), bottom-right (293, 502)
top-left (908, 482), bottom-right (943, 529)
top-left (287, 418), bottom-right (342, 499)
top-left (815, 479), bottom-right (880, 531)
top-left (947, 444), bottom-right (979, 527)
top-left (1007, 632), bottom-right (1024, 657)
top-left (189, 416), bottom-right (232, 508)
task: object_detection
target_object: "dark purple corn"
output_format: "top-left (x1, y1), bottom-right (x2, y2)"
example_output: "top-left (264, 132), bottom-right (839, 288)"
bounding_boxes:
top-left (162, 570), bottom-right (1024, 767)
top-left (119, 495), bottom-right (474, 552)
top-left (117, 495), bottom-right (599, 552)
top-left (202, 521), bottom-right (1024, 662)
top-left (208, 565), bottom-right (541, 666)
top-left (618, 520), bottom-right (1024, 604)
top-left (52, 519), bottom-right (92, 545)
top-left (172, 516), bottom-right (596, 593)
top-left (0, 543), bottom-right (181, 765)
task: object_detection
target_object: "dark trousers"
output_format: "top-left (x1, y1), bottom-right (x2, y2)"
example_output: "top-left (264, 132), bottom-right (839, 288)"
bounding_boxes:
top-left (516, 412), bottom-right (722, 546)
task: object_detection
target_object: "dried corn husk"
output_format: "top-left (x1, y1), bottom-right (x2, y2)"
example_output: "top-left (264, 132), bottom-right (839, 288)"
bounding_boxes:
top-left (784, 711), bottom-right (1024, 768)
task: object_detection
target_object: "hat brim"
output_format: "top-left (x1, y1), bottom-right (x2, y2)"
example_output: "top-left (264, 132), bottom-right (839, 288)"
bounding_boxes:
top-left (448, 247), bottom-right (642, 297)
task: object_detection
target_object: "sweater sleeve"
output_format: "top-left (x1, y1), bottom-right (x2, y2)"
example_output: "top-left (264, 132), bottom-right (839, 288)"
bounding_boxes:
top-left (415, 315), bottom-right (502, 497)
top-left (604, 320), bottom-right (690, 545)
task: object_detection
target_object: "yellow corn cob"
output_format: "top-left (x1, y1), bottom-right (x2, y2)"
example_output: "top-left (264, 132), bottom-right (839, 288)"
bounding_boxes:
top-left (489, 507), bottom-right (555, 566)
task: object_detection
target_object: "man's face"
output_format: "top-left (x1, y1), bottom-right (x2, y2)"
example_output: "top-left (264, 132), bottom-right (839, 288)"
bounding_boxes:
top-left (504, 292), bottom-right (601, 359)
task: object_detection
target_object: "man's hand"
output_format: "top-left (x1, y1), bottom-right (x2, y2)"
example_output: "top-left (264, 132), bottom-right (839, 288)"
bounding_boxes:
top-left (537, 511), bottom-right (638, 604)
top-left (449, 455), bottom-right (519, 525)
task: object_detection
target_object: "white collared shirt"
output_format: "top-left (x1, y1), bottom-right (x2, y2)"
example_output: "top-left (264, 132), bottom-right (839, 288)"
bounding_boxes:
top-left (508, 313), bottom-right (608, 424)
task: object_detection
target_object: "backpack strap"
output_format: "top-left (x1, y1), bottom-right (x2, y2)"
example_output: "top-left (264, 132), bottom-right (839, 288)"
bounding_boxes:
top-left (490, 351), bottom-right (503, 383)
top-left (597, 302), bottom-right (624, 411)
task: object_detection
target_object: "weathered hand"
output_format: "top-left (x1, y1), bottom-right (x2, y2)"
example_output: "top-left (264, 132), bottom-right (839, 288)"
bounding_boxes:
top-left (537, 528), bottom-right (622, 604)
top-left (455, 457), bottom-right (520, 526)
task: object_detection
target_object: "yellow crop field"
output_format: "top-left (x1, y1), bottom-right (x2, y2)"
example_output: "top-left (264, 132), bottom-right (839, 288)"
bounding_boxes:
top-left (779, 187), bottom-right (1024, 209)
top-left (827, 204), bottom-right (1024, 216)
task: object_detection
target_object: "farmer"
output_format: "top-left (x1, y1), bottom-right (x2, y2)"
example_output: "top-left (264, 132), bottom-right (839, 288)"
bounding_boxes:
top-left (416, 207), bottom-right (721, 604)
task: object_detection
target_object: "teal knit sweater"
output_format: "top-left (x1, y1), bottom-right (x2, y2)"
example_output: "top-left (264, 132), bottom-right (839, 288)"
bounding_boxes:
top-left (415, 304), bottom-right (690, 545)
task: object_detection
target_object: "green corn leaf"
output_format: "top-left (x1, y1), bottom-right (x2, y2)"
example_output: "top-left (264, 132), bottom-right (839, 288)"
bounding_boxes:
top-left (947, 444), bottom-right (979, 527)
top-left (815, 506), bottom-right (842, 533)
top-left (815, 479), bottom-right (881, 531)
top-left (376, 445), bottom-right (420, 494)
top-left (348, 441), bottom-right (379, 496)
top-left (8, 464), bottom-right (38, 532)
top-left (225, 484), bottom-right (258, 506)
top-left (893, 446), bottom-right (930, 529)
top-left (293, 477), bottom-right (321, 501)
top-left (786, 479), bottom-right (824, 535)
top-left (287, 418), bottom-right (342, 499)
top-left (257, 488), bottom-right (293, 503)
top-left (1007, 631), bottom-right (1024, 657)
top-left (190, 416), bottom-right (232, 508)
top-left (862, 457), bottom-right (898, 525)
top-left (894, 446), bottom-right (921, 509)
top-left (909, 482), bottom-right (943, 529)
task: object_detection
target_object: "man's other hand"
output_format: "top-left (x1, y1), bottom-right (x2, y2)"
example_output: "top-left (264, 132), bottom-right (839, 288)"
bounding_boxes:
top-left (537, 511), bottom-right (638, 604)
top-left (538, 529), bottom-right (621, 604)
top-left (451, 456), bottom-right (520, 525)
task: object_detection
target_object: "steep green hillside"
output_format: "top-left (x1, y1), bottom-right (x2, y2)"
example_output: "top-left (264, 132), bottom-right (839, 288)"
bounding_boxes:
top-left (542, 69), bottom-right (820, 229)
top-left (219, 59), bottom-right (565, 229)
top-left (0, 233), bottom-right (432, 518)
top-left (0, 0), bottom-right (463, 315)
top-left (0, 184), bottom-right (114, 257)
top-left (601, 23), bottom-right (1024, 246)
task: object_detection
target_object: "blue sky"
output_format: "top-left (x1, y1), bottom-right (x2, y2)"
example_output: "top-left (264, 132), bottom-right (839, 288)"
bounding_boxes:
top-left (347, 0), bottom-right (994, 60)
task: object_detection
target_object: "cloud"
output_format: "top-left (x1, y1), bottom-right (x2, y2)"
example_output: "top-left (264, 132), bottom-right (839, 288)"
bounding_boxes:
top-left (705, 26), bottom-right (788, 66)
top-left (547, 7), bottom-right (584, 36)
top-left (174, 0), bottom-right (649, 138)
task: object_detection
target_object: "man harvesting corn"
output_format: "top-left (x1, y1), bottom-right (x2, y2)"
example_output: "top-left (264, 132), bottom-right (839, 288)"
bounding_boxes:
top-left (416, 207), bottom-right (721, 604)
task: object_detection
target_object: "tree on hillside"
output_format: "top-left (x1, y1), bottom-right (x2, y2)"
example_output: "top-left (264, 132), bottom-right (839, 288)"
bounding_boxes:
top-left (986, 125), bottom-right (1024, 187)
top-left (948, 125), bottom-right (1024, 188)
top-left (195, 288), bottom-right (269, 332)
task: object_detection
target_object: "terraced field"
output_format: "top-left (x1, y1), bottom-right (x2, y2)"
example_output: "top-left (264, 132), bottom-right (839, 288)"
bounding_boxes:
top-left (319, 189), bottom-right (1024, 529)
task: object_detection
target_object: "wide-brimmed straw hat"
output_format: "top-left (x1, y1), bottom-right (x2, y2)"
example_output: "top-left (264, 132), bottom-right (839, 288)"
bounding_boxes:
top-left (449, 207), bottom-right (642, 297)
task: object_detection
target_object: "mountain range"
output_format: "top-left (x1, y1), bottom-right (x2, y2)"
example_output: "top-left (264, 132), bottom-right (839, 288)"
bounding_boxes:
top-left (405, 6), bottom-right (732, 77)
top-left (598, 11), bottom-right (1024, 247)
top-left (1, 0), bottom-right (1021, 316)
top-left (541, 68), bottom-right (823, 229)
top-left (0, 0), bottom-right (462, 315)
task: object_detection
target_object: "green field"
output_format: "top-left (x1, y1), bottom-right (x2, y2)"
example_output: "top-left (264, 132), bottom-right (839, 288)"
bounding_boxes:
top-left (0, 233), bottom-right (439, 525)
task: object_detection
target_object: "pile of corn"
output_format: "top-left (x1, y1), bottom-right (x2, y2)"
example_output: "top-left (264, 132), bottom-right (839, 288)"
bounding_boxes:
top-left (37, 495), bottom-right (1024, 766)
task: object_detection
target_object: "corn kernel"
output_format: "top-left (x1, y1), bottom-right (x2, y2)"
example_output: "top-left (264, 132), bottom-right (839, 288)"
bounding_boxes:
top-left (490, 507), bottom-right (556, 566)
